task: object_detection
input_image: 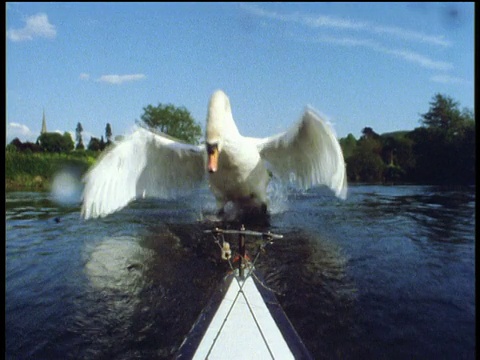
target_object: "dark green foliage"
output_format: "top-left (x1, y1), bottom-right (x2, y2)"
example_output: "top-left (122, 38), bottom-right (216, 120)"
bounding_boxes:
top-left (37, 132), bottom-right (74, 153)
top-left (105, 123), bottom-right (113, 146)
top-left (344, 128), bottom-right (385, 182)
top-left (340, 94), bottom-right (474, 185)
top-left (361, 127), bottom-right (380, 140)
top-left (339, 134), bottom-right (357, 159)
top-left (75, 122), bottom-right (84, 148)
top-left (420, 94), bottom-right (463, 134)
top-left (384, 164), bottom-right (405, 183)
top-left (345, 134), bottom-right (386, 182)
top-left (380, 134), bottom-right (416, 178)
top-left (8, 138), bottom-right (43, 153)
top-left (87, 136), bottom-right (103, 151)
top-left (408, 93), bottom-right (475, 185)
top-left (76, 139), bottom-right (85, 150)
top-left (138, 103), bottom-right (202, 144)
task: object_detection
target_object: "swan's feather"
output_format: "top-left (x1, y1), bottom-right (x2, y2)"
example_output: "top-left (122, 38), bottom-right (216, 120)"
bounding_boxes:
top-left (254, 108), bottom-right (347, 199)
top-left (81, 127), bottom-right (206, 219)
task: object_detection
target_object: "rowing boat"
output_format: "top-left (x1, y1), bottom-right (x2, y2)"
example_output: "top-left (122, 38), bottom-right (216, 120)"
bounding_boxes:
top-left (176, 227), bottom-right (312, 359)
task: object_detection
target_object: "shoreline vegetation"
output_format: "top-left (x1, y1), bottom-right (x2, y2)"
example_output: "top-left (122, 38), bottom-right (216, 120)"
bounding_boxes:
top-left (5, 152), bottom-right (97, 192)
top-left (5, 94), bottom-right (474, 192)
top-left (6, 135), bottom-right (475, 192)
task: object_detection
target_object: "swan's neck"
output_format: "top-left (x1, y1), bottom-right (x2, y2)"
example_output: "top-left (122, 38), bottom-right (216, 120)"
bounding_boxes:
top-left (206, 93), bottom-right (241, 145)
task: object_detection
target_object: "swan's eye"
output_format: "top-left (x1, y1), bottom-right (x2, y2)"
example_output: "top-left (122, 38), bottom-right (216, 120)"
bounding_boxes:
top-left (206, 143), bottom-right (218, 155)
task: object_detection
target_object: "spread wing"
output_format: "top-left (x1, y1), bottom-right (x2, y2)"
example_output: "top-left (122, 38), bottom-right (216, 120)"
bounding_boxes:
top-left (254, 108), bottom-right (347, 199)
top-left (81, 127), bottom-right (206, 219)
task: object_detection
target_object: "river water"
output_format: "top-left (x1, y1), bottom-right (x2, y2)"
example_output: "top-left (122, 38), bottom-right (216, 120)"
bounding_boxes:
top-left (5, 185), bottom-right (475, 359)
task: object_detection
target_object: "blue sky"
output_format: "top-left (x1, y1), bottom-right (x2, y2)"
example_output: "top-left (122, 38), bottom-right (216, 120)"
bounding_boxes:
top-left (6, 2), bottom-right (474, 145)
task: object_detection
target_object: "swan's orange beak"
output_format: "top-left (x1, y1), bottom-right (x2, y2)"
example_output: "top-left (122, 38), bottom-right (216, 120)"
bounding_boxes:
top-left (207, 146), bottom-right (219, 173)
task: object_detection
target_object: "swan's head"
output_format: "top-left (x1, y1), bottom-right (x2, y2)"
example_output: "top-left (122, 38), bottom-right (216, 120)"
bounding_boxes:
top-left (205, 90), bottom-right (238, 173)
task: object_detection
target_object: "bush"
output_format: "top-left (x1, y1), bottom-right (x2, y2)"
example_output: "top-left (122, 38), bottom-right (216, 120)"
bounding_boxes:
top-left (37, 132), bottom-right (74, 152)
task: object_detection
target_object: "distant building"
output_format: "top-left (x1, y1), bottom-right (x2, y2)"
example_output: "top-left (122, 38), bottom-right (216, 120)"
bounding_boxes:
top-left (41, 109), bottom-right (47, 135)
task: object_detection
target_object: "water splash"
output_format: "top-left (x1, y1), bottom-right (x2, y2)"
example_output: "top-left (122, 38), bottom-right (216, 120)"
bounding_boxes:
top-left (267, 178), bottom-right (289, 214)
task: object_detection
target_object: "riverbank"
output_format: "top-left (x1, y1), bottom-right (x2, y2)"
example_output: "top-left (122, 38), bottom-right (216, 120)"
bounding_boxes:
top-left (5, 151), bottom-right (472, 192)
top-left (5, 152), bottom-right (97, 192)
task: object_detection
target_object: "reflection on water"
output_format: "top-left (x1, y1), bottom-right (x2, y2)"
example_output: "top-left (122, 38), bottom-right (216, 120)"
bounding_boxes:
top-left (5, 185), bottom-right (475, 359)
top-left (85, 237), bottom-right (154, 294)
top-left (356, 188), bottom-right (474, 243)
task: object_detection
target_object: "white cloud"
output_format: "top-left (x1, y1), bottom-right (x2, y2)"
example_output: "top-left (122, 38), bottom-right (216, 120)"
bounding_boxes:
top-left (302, 14), bottom-right (367, 30)
top-left (79, 73), bottom-right (90, 80)
top-left (242, 4), bottom-right (451, 47)
top-left (241, 4), bottom-right (366, 30)
top-left (242, 4), bottom-right (456, 74)
top-left (371, 25), bottom-right (451, 47)
top-left (6, 122), bottom-right (36, 143)
top-left (308, 35), bottom-right (376, 47)
top-left (384, 48), bottom-right (453, 71)
top-left (7, 13), bottom-right (57, 42)
top-left (430, 74), bottom-right (472, 85)
top-left (5, 122), bottom-right (98, 146)
top-left (306, 35), bottom-right (453, 71)
top-left (8, 122), bottom-right (32, 136)
top-left (96, 74), bottom-right (146, 85)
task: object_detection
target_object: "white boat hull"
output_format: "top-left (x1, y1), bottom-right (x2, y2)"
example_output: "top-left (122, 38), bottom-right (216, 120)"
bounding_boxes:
top-left (177, 271), bottom-right (312, 359)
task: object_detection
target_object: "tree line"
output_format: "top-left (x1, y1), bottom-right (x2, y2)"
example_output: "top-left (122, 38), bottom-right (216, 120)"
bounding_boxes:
top-left (7, 93), bottom-right (475, 185)
top-left (7, 123), bottom-right (114, 153)
top-left (340, 93), bottom-right (475, 185)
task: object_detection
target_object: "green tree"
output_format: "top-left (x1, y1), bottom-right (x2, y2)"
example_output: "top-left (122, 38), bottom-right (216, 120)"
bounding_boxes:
top-left (410, 94), bottom-right (475, 184)
top-left (76, 122), bottom-right (85, 150)
top-left (359, 127), bottom-right (382, 155)
top-left (361, 127), bottom-right (380, 140)
top-left (105, 123), bottom-right (113, 146)
top-left (347, 147), bottom-right (385, 182)
top-left (7, 138), bottom-right (43, 153)
top-left (138, 103), bottom-right (202, 144)
top-left (420, 93), bottom-right (466, 140)
top-left (344, 127), bottom-right (387, 182)
top-left (339, 133), bottom-right (357, 159)
top-left (87, 137), bottom-right (102, 151)
top-left (408, 127), bottom-right (447, 183)
top-left (62, 132), bottom-right (75, 152)
top-left (9, 138), bottom-right (23, 151)
top-left (38, 132), bottom-right (74, 153)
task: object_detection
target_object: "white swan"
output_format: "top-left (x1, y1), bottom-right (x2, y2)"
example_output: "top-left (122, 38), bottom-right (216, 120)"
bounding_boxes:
top-left (81, 90), bottom-right (347, 219)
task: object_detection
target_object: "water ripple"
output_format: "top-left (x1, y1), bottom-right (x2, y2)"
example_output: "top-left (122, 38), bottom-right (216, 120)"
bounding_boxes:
top-left (5, 186), bottom-right (475, 359)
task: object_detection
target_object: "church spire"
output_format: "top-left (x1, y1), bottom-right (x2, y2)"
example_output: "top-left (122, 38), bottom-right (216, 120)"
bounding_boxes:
top-left (41, 109), bottom-right (47, 134)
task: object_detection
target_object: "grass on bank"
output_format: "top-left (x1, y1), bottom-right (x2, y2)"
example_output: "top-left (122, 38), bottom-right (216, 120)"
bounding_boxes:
top-left (5, 151), bottom-right (98, 192)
